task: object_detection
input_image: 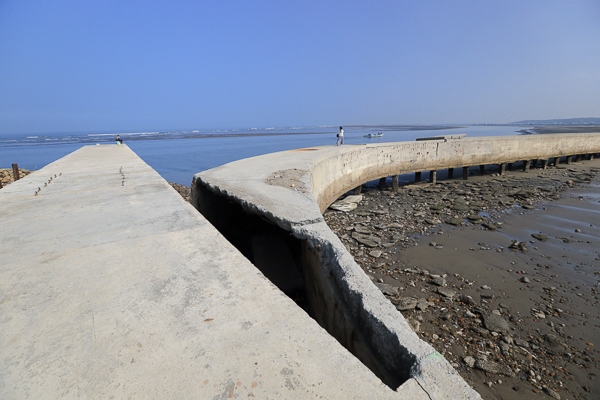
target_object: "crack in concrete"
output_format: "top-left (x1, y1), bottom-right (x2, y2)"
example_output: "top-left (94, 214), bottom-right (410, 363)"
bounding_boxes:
top-left (291, 217), bottom-right (324, 227)
top-left (413, 378), bottom-right (434, 400)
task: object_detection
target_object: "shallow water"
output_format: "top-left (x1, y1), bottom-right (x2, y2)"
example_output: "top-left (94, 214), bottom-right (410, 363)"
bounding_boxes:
top-left (2, 125), bottom-right (526, 185)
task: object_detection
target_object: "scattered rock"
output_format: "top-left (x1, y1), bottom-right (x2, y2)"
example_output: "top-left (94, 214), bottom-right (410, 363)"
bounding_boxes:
top-left (531, 233), bottom-right (548, 241)
top-left (544, 387), bottom-right (561, 400)
top-left (482, 312), bottom-right (510, 333)
top-left (445, 218), bottom-right (463, 226)
top-left (463, 356), bottom-right (476, 368)
top-left (482, 222), bottom-right (498, 230)
top-left (330, 201), bottom-right (357, 212)
top-left (416, 298), bottom-right (433, 311)
top-left (369, 250), bottom-right (382, 258)
top-left (375, 283), bottom-right (400, 297)
top-left (436, 287), bottom-right (456, 298)
top-left (431, 276), bottom-right (446, 286)
top-left (394, 297), bottom-right (418, 310)
top-left (407, 317), bottom-right (420, 332)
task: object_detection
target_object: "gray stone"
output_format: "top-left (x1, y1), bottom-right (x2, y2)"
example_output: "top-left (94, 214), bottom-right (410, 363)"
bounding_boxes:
top-left (369, 250), bottom-right (382, 258)
top-left (463, 356), bottom-right (476, 368)
top-left (474, 359), bottom-right (516, 377)
top-left (544, 388), bottom-right (561, 400)
top-left (445, 218), bottom-right (463, 226)
top-left (375, 283), bottom-right (400, 297)
top-left (520, 276), bottom-right (530, 283)
top-left (394, 297), bottom-right (418, 310)
top-left (416, 298), bottom-right (433, 311)
top-left (542, 333), bottom-right (561, 346)
top-left (329, 201), bottom-right (357, 212)
top-left (482, 222), bottom-right (497, 230)
top-left (407, 317), bottom-right (420, 332)
top-left (474, 359), bottom-right (501, 374)
top-left (437, 287), bottom-right (456, 298)
top-left (531, 233), bottom-right (548, 241)
top-left (353, 226), bottom-right (371, 234)
top-left (458, 294), bottom-right (475, 305)
top-left (431, 276), bottom-right (446, 286)
top-left (514, 338), bottom-right (529, 348)
top-left (483, 312), bottom-right (510, 333)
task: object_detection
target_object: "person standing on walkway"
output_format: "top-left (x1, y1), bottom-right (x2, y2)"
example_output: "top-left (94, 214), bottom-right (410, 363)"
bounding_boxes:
top-left (336, 126), bottom-right (344, 146)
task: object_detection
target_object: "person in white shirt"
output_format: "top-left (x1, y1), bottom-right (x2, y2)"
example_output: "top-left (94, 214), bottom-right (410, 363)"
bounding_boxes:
top-left (336, 126), bottom-right (344, 146)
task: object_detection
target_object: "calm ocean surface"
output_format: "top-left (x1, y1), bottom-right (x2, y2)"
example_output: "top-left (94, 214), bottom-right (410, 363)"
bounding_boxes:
top-left (1, 125), bottom-right (528, 185)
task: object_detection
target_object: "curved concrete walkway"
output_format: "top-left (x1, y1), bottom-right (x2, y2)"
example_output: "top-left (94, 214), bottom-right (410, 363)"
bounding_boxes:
top-left (193, 132), bottom-right (600, 399)
top-left (1, 145), bottom-right (428, 399)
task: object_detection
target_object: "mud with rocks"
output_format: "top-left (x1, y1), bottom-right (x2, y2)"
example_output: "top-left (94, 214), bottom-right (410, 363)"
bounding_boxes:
top-left (325, 161), bottom-right (600, 400)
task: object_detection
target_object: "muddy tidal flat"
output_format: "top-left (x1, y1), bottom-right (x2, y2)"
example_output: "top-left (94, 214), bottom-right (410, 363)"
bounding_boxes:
top-left (325, 159), bottom-right (600, 400)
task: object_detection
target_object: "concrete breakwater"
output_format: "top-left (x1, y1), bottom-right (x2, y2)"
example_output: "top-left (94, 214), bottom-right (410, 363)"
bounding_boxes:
top-left (192, 133), bottom-right (600, 399)
top-left (5, 145), bottom-right (428, 399)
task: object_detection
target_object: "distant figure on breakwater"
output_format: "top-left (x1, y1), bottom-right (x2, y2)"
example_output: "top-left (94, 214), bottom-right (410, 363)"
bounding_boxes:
top-left (116, 135), bottom-right (123, 145)
top-left (336, 126), bottom-right (344, 146)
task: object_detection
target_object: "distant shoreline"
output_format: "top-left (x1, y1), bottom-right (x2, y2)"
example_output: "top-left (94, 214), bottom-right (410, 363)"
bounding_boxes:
top-left (530, 126), bottom-right (600, 134)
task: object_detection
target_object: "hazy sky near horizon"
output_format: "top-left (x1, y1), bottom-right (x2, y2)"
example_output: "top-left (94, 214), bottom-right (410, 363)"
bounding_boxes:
top-left (1, 0), bottom-right (599, 134)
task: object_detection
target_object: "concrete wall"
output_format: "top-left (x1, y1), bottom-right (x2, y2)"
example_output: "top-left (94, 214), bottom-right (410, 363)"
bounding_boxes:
top-left (192, 132), bottom-right (600, 400)
top-left (311, 133), bottom-right (600, 212)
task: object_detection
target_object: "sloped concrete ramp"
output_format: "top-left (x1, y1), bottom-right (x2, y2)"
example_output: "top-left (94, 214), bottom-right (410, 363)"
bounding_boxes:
top-left (0, 145), bottom-right (428, 399)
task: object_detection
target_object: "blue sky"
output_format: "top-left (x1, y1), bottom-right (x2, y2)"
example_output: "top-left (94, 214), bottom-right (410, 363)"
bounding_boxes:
top-left (1, 0), bottom-right (599, 134)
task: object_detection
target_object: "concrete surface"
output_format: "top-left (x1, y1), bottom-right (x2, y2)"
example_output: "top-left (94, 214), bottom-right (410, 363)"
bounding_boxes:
top-left (193, 132), bottom-right (600, 400)
top-left (1, 145), bottom-right (430, 399)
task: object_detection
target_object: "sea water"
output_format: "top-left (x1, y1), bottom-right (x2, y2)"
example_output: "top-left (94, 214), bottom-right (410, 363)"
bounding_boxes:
top-left (1, 125), bottom-right (527, 185)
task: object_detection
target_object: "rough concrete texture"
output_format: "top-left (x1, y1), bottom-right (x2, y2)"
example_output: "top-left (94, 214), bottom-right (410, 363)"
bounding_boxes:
top-left (194, 133), bottom-right (600, 400)
top-left (1, 145), bottom-right (429, 399)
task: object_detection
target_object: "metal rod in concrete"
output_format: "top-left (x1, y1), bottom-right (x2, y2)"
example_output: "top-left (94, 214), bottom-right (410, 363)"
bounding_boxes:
top-left (415, 171), bottom-right (421, 182)
top-left (378, 178), bottom-right (386, 191)
top-left (392, 175), bottom-right (399, 192)
top-left (499, 163), bottom-right (506, 175)
top-left (430, 170), bottom-right (437, 184)
top-left (480, 165), bottom-right (485, 174)
top-left (448, 168), bottom-right (454, 179)
top-left (462, 166), bottom-right (469, 180)
top-left (353, 185), bottom-right (362, 195)
top-left (12, 164), bottom-right (20, 181)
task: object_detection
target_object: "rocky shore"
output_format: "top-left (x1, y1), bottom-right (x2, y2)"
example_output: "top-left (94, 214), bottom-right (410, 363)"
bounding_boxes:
top-left (168, 182), bottom-right (191, 201)
top-left (325, 161), bottom-right (600, 400)
top-left (0, 168), bottom-right (33, 186)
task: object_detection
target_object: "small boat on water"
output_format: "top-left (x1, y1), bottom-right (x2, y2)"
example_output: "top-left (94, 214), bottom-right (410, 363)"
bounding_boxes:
top-left (364, 132), bottom-right (384, 138)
